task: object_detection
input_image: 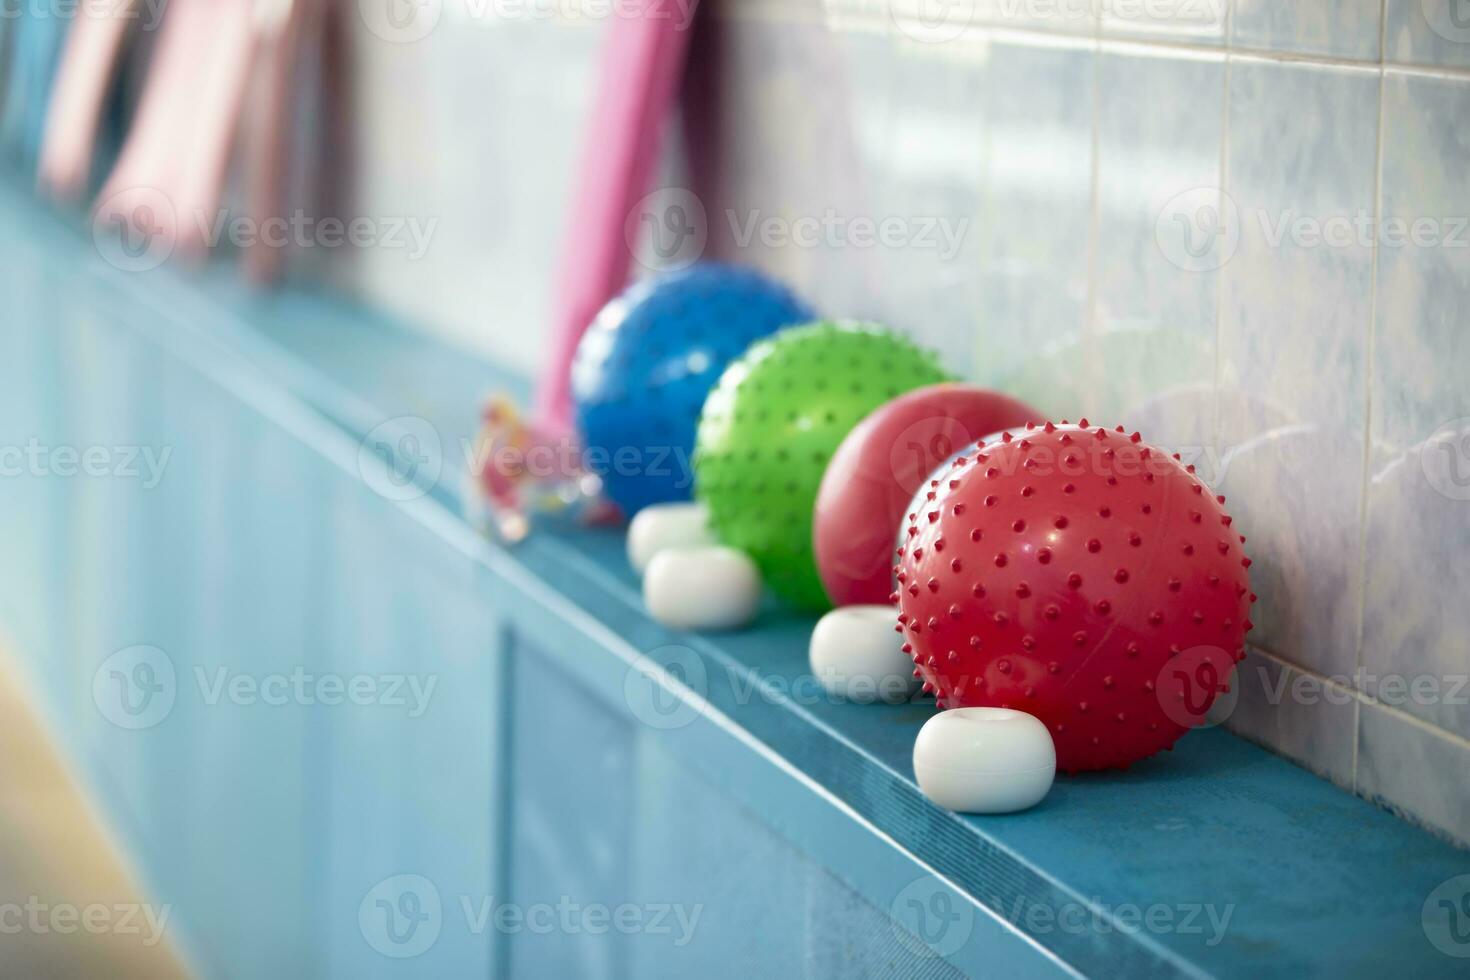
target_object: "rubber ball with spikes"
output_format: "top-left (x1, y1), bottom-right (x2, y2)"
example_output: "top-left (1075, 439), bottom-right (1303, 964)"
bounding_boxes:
top-left (894, 420), bottom-right (1256, 772)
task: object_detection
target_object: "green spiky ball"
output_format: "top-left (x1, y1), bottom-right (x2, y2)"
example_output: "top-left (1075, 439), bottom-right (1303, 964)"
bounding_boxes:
top-left (694, 321), bottom-right (953, 610)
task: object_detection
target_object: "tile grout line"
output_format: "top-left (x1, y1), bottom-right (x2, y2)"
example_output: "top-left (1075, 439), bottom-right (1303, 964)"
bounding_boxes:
top-left (1244, 644), bottom-right (1470, 753)
top-left (1378, 0), bottom-right (1388, 66)
top-left (783, 2), bottom-right (1470, 81)
top-left (1349, 0), bottom-right (1393, 794)
top-left (1209, 0), bottom-right (1231, 468)
top-left (1211, 37), bottom-right (1232, 552)
top-left (1083, 13), bottom-right (1102, 409)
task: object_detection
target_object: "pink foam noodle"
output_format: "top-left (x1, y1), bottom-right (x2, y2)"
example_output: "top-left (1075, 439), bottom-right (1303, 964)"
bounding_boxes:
top-left (533, 0), bottom-right (700, 437)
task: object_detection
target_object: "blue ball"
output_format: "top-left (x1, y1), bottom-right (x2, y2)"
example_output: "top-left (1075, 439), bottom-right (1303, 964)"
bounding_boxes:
top-left (572, 264), bottom-right (814, 516)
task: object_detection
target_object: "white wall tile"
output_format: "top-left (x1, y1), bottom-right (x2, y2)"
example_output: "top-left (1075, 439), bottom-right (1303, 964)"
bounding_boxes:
top-left (866, 39), bottom-right (992, 373)
top-left (1224, 648), bottom-right (1358, 789)
top-left (341, 14), bottom-right (606, 375)
top-left (1386, 0), bottom-right (1470, 68)
top-left (972, 37), bottom-right (1096, 417)
top-left (1093, 47), bottom-right (1223, 439)
top-left (1362, 71), bottom-right (1470, 742)
top-left (1231, 0), bottom-right (1383, 60)
top-left (1216, 60), bottom-right (1378, 680)
top-left (1358, 701), bottom-right (1470, 845)
top-left (1099, 0), bottom-right (1229, 45)
top-left (698, 16), bottom-right (899, 326)
top-left (879, 0), bottom-right (1096, 39)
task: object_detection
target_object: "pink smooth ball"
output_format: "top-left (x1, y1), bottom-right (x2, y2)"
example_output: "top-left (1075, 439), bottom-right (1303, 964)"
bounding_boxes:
top-left (812, 384), bottom-right (1041, 607)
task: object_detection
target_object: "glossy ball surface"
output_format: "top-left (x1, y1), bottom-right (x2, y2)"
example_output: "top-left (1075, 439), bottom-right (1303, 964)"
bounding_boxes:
top-left (814, 384), bottom-right (1040, 607)
top-left (572, 264), bottom-right (812, 516)
top-left (896, 421), bottom-right (1255, 772)
top-left (695, 321), bottom-right (951, 609)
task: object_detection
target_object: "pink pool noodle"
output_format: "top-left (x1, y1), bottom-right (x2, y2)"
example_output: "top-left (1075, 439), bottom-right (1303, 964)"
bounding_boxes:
top-left (534, 0), bottom-right (699, 437)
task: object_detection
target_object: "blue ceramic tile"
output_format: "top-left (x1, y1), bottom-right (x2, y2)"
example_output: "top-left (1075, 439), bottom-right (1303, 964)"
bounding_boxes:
top-left (1231, 0), bottom-right (1383, 60)
top-left (1093, 46), bottom-right (1224, 437)
top-left (1386, 0), bottom-right (1470, 69)
top-left (1362, 71), bottom-right (1470, 741)
top-left (1216, 59), bottom-right (1378, 680)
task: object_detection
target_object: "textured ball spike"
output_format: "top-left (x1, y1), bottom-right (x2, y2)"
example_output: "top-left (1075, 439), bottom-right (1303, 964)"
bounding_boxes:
top-left (572, 263), bottom-right (813, 516)
top-left (896, 422), bottom-right (1252, 771)
top-left (695, 321), bottom-right (951, 609)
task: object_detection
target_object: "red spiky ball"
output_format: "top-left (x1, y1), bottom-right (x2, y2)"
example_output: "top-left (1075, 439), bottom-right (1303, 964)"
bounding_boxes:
top-left (895, 420), bottom-right (1256, 772)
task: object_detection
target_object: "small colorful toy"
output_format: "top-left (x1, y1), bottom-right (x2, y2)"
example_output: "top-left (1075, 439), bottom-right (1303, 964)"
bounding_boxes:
top-left (814, 383), bottom-right (1040, 607)
top-left (469, 396), bottom-right (607, 542)
top-left (895, 421), bottom-right (1255, 772)
top-left (695, 321), bottom-right (951, 610)
top-left (571, 263), bottom-right (813, 516)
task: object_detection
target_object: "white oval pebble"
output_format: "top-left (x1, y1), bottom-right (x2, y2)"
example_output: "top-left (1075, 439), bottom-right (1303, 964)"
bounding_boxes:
top-left (627, 502), bottom-right (717, 574)
top-left (644, 546), bottom-right (761, 632)
top-left (913, 708), bottom-right (1056, 814)
top-left (809, 605), bottom-right (919, 704)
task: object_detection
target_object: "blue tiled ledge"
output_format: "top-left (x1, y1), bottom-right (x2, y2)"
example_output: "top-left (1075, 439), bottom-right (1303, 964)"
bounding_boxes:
top-left (2, 177), bottom-right (1467, 979)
